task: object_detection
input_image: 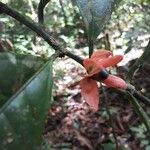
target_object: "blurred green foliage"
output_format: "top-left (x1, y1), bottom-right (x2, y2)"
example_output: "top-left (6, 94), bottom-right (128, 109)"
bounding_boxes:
top-left (0, 0), bottom-right (150, 149)
top-left (0, 0), bottom-right (149, 55)
top-left (130, 124), bottom-right (150, 148)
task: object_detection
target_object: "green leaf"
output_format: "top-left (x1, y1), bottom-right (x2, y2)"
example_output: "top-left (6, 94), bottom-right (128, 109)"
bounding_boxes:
top-left (0, 59), bottom-right (53, 150)
top-left (74, 0), bottom-right (121, 40)
top-left (0, 52), bottom-right (45, 106)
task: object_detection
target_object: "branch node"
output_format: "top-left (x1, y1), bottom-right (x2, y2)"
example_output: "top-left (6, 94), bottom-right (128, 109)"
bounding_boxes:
top-left (127, 84), bottom-right (135, 95)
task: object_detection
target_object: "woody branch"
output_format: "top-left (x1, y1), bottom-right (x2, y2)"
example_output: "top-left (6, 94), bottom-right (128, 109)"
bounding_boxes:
top-left (0, 2), bottom-right (150, 106)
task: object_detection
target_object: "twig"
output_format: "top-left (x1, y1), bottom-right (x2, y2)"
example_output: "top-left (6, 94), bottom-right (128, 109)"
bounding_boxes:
top-left (127, 84), bottom-right (150, 106)
top-left (0, 2), bottom-right (83, 65)
top-left (0, 2), bottom-right (150, 109)
top-left (38, 0), bottom-right (50, 24)
top-left (88, 38), bottom-right (94, 57)
top-left (102, 86), bottom-right (119, 150)
top-left (104, 33), bottom-right (111, 50)
top-left (88, 8), bottom-right (94, 57)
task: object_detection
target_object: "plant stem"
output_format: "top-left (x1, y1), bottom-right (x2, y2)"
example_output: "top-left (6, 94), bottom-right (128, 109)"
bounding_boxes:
top-left (0, 2), bottom-right (150, 110)
top-left (104, 33), bottom-right (111, 50)
top-left (88, 38), bottom-right (94, 57)
top-left (88, 8), bottom-right (94, 57)
top-left (0, 2), bottom-right (83, 66)
top-left (126, 91), bottom-right (150, 136)
top-left (38, 0), bottom-right (51, 24)
top-left (127, 84), bottom-right (150, 106)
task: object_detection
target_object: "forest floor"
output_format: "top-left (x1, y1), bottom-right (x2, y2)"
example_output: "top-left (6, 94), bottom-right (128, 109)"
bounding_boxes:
top-left (44, 57), bottom-right (150, 150)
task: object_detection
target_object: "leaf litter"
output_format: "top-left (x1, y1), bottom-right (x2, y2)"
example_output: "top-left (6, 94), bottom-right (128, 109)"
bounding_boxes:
top-left (44, 55), bottom-right (150, 150)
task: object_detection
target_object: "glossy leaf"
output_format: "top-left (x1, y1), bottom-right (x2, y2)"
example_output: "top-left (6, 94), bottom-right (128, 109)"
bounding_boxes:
top-left (74, 0), bottom-right (121, 40)
top-left (0, 52), bottom-right (45, 106)
top-left (0, 59), bottom-right (53, 150)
